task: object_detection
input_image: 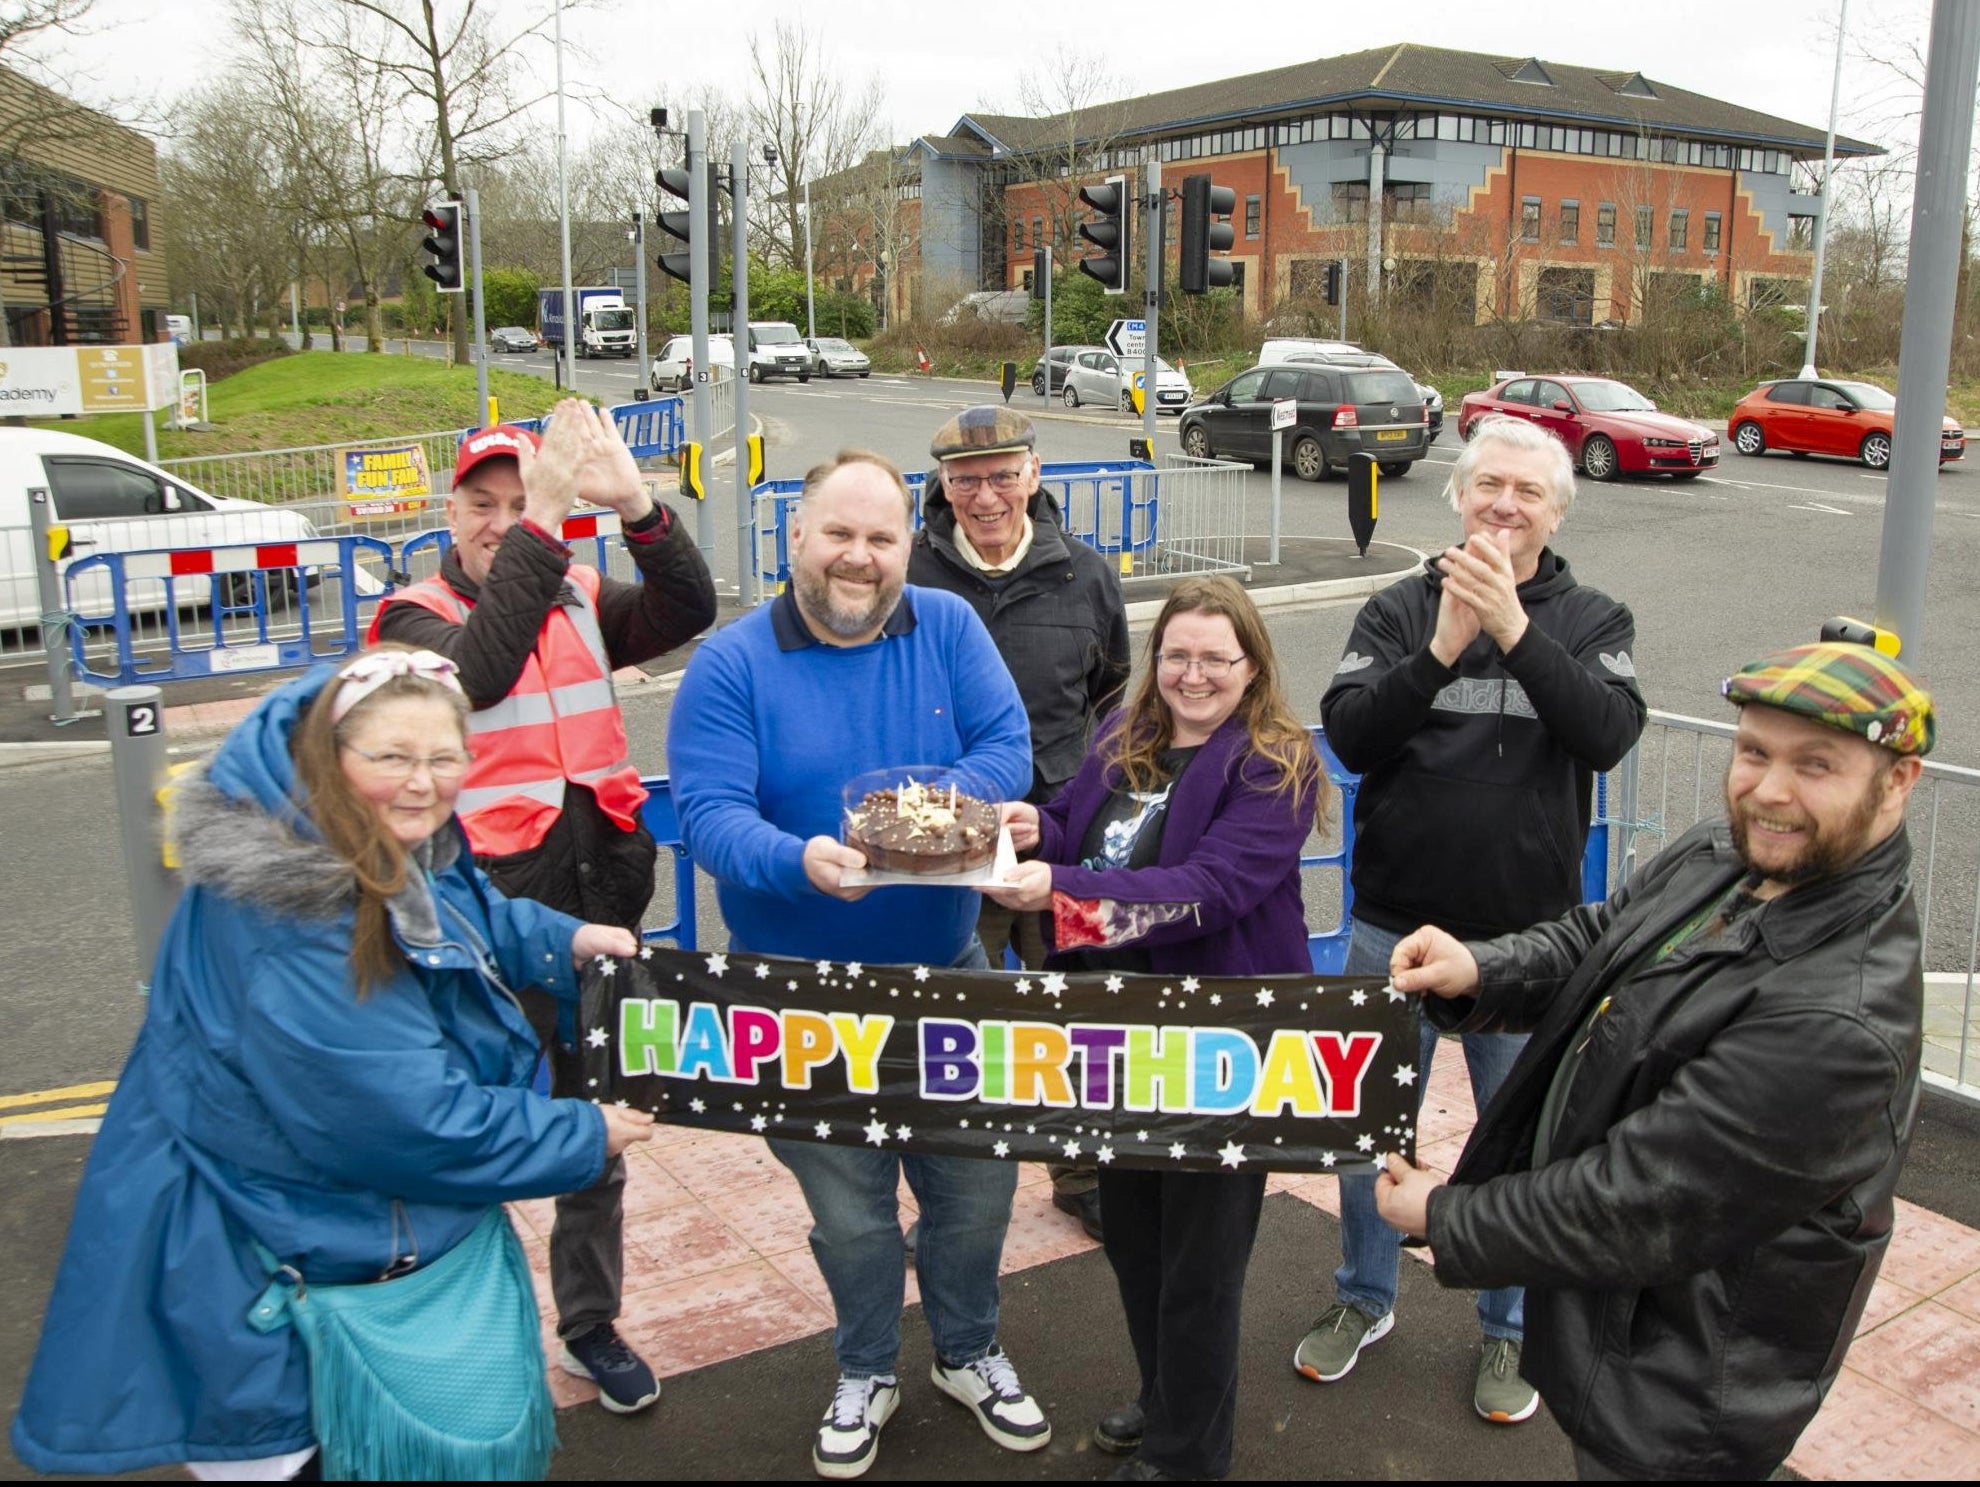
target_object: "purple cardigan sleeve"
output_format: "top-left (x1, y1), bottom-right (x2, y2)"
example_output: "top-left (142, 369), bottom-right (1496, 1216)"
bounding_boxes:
top-left (1044, 741), bottom-right (1316, 951)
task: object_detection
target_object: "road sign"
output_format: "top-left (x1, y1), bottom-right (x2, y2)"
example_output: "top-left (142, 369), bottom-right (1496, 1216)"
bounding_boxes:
top-left (1271, 398), bottom-right (1297, 431)
top-left (1104, 318), bottom-right (1146, 359)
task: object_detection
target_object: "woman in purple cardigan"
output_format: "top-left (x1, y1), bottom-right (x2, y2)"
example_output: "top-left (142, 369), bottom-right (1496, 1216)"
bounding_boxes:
top-left (986, 574), bottom-right (1326, 1481)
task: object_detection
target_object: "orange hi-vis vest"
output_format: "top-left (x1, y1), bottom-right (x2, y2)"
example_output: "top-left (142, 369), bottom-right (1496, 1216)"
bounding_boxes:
top-left (370, 564), bottom-right (647, 856)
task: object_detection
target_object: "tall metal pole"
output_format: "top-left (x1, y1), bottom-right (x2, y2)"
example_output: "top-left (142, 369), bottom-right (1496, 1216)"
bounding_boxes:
top-left (632, 211), bottom-right (649, 389)
top-left (1141, 159), bottom-right (1160, 449)
top-left (554, 0), bottom-right (576, 395)
top-left (106, 685), bottom-right (176, 994)
top-left (1042, 241), bottom-right (1053, 405)
top-left (687, 112), bottom-right (712, 456)
top-left (803, 177), bottom-right (816, 340)
top-left (1874, 0), bottom-right (1980, 660)
top-left (1800, 0), bottom-right (1849, 378)
top-left (465, 186), bottom-right (490, 424)
top-left (732, 141), bottom-right (754, 603)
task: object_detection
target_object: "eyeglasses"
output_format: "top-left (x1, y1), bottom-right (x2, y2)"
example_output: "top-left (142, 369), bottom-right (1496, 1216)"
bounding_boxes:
top-left (1156, 653), bottom-right (1246, 679)
top-left (944, 468), bottom-right (1029, 495)
top-left (342, 745), bottom-right (474, 780)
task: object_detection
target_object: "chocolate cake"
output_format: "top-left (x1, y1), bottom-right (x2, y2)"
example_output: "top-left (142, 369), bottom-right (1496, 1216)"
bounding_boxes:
top-left (844, 778), bottom-right (999, 874)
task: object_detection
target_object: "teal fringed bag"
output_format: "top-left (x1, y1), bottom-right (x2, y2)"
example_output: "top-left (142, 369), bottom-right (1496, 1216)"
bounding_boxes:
top-left (247, 1208), bottom-right (557, 1481)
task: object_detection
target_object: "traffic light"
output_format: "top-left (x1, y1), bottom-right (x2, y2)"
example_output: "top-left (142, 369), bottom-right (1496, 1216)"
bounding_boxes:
top-left (420, 202), bottom-right (463, 293)
top-left (1179, 174), bottom-right (1236, 295)
top-left (655, 165), bottom-right (721, 290)
top-left (1030, 247), bottom-right (1049, 300)
top-left (1323, 261), bottom-right (1343, 306)
top-left (1077, 174), bottom-right (1130, 294)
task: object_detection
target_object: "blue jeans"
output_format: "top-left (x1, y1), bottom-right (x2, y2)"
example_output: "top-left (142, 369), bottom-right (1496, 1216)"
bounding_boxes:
top-left (766, 938), bottom-right (1019, 1378)
top-left (1334, 918), bottom-right (1526, 1340)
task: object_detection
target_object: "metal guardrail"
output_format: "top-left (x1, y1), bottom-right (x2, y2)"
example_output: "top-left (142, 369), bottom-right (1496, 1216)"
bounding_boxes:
top-left (752, 456), bottom-right (1253, 589)
top-left (1599, 710), bottom-right (1980, 1100)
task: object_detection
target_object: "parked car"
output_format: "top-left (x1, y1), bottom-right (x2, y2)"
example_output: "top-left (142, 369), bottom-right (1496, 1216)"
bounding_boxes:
top-left (1728, 378), bottom-right (1964, 470)
top-left (1178, 362), bottom-right (1430, 479)
top-left (1, 428), bottom-right (374, 631)
top-left (1456, 374), bottom-right (1719, 481)
top-left (1057, 349), bottom-right (1194, 414)
top-left (488, 326), bottom-right (539, 353)
top-left (649, 334), bottom-right (735, 393)
top-left (1030, 345), bottom-right (1093, 397)
top-left (1273, 348), bottom-right (1443, 440)
top-left (805, 337), bottom-right (871, 378)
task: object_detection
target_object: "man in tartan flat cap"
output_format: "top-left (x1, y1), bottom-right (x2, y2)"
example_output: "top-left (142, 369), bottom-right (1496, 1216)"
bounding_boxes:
top-left (1369, 638), bottom-right (1933, 1480)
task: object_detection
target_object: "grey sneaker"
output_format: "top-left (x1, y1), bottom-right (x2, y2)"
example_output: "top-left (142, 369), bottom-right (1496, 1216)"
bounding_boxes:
top-left (1292, 1302), bottom-right (1393, 1383)
top-left (1474, 1337), bottom-right (1539, 1424)
top-left (813, 1374), bottom-right (899, 1479)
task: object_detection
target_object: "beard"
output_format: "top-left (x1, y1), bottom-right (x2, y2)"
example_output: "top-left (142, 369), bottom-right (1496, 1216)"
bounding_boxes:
top-left (793, 560), bottom-right (903, 641)
top-left (1726, 765), bottom-right (1889, 887)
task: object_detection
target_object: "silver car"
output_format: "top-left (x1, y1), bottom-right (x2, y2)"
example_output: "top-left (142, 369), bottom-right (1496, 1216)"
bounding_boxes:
top-left (805, 337), bottom-right (870, 378)
top-left (1060, 349), bottom-right (1194, 415)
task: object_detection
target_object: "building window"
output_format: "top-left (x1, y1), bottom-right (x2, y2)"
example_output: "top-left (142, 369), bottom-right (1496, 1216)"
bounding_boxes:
top-left (1244, 194), bottom-right (1260, 237)
top-left (1703, 211), bottom-right (1722, 254)
top-left (1788, 214), bottom-right (1815, 250)
top-left (1230, 261), bottom-right (1246, 293)
top-left (1332, 181), bottom-right (1368, 223)
top-left (1021, 269), bottom-right (1033, 291)
top-left (1386, 181), bottom-right (1433, 224)
top-left (1596, 203), bottom-right (1616, 247)
top-left (1636, 206), bottom-right (1653, 251)
top-left (1289, 259), bottom-right (1332, 298)
top-left (1669, 210), bottom-right (1689, 252)
top-left (128, 195), bottom-right (150, 252)
top-left (1012, 219), bottom-right (1024, 254)
top-left (1537, 267), bottom-right (1596, 326)
top-left (1032, 215), bottom-right (1042, 250)
top-left (1521, 196), bottom-right (1541, 242)
top-left (1560, 200), bottom-right (1579, 245)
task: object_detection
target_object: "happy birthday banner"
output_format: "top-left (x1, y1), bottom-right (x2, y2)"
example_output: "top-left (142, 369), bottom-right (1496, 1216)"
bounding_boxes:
top-left (579, 948), bottom-right (1421, 1174)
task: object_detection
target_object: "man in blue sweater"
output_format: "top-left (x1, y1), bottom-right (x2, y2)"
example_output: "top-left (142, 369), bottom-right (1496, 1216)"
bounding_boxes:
top-left (669, 450), bottom-right (1042, 1481)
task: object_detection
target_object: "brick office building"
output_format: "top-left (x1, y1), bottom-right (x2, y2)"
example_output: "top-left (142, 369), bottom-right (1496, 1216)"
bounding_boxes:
top-left (0, 64), bottom-right (170, 346)
top-left (812, 43), bottom-right (1871, 330)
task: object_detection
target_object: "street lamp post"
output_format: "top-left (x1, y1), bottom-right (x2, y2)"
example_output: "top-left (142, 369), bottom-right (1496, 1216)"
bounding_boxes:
top-left (877, 248), bottom-right (890, 332)
top-left (804, 177), bottom-right (816, 341)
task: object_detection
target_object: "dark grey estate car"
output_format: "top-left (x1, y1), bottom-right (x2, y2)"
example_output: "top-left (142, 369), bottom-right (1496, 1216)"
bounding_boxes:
top-left (1178, 363), bottom-right (1429, 478)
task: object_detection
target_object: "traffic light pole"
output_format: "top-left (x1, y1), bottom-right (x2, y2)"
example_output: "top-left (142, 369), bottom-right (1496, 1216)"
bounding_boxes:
top-left (1874, 0), bottom-right (1980, 661)
top-left (1042, 245), bottom-right (1052, 407)
top-left (732, 140), bottom-right (753, 604)
top-left (632, 211), bottom-right (649, 387)
top-left (687, 111), bottom-right (712, 457)
top-left (1141, 161), bottom-right (1161, 450)
top-left (465, 186), bottom-right (490, 425)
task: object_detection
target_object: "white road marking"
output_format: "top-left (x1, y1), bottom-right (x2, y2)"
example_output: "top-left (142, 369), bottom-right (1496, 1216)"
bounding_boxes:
top-left (1788, 502), bottom-right (1852, 515)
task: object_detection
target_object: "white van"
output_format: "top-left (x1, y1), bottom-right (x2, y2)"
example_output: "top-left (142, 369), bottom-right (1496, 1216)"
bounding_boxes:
top-left (0, 428), bottom-right (357, 631)
top-left (744, 321), bottom-right (812, 383)
top-left (164, 315), bottom-right (194, 346)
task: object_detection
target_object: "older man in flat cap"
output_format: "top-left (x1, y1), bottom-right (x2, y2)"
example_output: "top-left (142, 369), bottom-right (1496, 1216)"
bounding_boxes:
top-left (910, 405), bottom-right (1129, 1243)
top-left (1371, 638), bottom-right (1934, 1481)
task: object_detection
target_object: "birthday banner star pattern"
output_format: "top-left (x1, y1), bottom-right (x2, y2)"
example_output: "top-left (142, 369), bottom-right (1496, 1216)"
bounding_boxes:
top-left (579, 947), bottom-right (1420, 1174)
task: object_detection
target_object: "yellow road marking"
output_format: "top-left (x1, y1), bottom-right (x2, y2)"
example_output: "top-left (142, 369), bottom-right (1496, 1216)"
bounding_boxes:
top-left (0, 1081), bottom-right (116, 1111)
top-left (0, 1104), bottom-right (109, 1125)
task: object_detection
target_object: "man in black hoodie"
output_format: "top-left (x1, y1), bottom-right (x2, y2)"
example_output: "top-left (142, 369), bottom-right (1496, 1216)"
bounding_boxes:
top-left (1298, 414), bottom-right (1645, 1424)
top-left (909, 405), bottom-right (1129, 1243)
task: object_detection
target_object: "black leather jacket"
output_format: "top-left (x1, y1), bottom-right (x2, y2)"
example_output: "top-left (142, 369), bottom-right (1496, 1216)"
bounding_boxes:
top-left (1425, 821), bottom-right (1923, 1478)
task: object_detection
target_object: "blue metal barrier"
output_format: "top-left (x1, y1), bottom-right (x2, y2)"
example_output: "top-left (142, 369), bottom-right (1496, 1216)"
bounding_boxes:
top-left (492, 396), bottom-right (685, 461)
top-left (637, 774), bottom-right (697, 950)
top-left (753, 460), bottom-right (1157, 587)
top-left (66, 535), bottom-right (394, 685)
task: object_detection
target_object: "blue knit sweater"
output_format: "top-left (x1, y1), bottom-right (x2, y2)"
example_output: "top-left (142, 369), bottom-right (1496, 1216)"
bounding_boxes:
top-left (668, 586), bottom-right (1031, 965)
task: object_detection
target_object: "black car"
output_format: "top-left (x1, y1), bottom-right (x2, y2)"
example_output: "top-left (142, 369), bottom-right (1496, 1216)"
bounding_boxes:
top-left (1178, 363), bottom-right (1429, 479)
top-left (1029, 344), bottom-right (1095, 397)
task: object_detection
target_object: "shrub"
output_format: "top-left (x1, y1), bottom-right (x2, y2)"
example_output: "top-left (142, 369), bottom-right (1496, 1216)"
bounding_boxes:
top-left (179, 337), bottom-right (296, 382)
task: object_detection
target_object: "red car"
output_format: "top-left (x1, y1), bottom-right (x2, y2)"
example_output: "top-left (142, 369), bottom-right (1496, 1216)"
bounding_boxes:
top-left (1456, 375), bottom-right (1720, 481)
top-left (1728, 378), bottom-right (1964, 470)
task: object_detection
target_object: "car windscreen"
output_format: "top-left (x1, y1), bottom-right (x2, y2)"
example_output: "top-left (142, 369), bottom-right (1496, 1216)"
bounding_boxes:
top-left (1342, 371), bottom-right (1421, 406)
top-left (1834, 382), bottom-right (1897, 411)
top-left (1571, 381), bottom-right (1657, 413)
top-left (593, 309), bottom-right (634, 329)
top-left (755, 325), bottom-right (802, 344)
top-left (817, 339), bottom-right (854, 352)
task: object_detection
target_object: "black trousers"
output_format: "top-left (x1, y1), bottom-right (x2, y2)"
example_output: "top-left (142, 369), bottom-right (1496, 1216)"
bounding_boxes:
top-left (1099, 1167), bottom-right (1267, 1480)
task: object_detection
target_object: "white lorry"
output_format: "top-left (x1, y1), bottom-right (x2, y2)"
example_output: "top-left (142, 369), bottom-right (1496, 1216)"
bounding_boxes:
top-left (537, 287), bottom-right (638, 359)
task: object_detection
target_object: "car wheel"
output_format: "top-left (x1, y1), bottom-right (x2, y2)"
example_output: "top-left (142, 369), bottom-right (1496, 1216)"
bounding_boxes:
top-left (1456, 420), bottom-right (1472, 442)
top-left (1181, 424), bottom-right (1211, 459)
top-left (748, 364), bottom-right (762, 383)
top-left (1860, 431), bottom-right (1893, 470)
top-left (1119, 389), bottom-right (1134, 412)
top-left (858, 370), bottom-right (869, 378)
top-left (1581, 434), bottom-right (1619, 481)
top-left (1732, 421), bottom-right (1766, 457)
top-left (1292, 436), bottom-right (1327, 482)
top-left (799, 373), bottom-right (811, 383)
top-left (1062, 384), bottom-right (1080, 408)
top-left (1031, 375), bottom-right (1045, 396)
top-left (1378, 460), bottom-right (1412, 478)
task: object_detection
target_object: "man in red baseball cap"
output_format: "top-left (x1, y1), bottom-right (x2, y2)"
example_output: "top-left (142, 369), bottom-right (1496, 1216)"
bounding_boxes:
top-left (372, 398), bottom-right (714, 1413)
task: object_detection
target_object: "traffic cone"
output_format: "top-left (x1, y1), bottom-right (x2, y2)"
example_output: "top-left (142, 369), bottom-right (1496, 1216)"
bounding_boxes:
top-left (916, 344), bottom-right (932, 374)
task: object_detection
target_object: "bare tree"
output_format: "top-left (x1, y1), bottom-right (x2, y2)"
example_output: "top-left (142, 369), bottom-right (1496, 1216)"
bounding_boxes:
top-left (1007, 47), bottom-right (1133, 262)
top-left (745, 20), bottom-right (884, 270)
top-left (162, 79), bottom-right (291, 339)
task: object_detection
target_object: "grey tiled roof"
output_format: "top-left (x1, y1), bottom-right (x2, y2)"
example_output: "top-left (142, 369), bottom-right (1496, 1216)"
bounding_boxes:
top-left (954, 43), bottom-right (1877, 159)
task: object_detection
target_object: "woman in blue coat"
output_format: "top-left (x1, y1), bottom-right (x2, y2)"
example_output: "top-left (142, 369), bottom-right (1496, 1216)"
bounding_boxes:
top-left (10, 647), bottom-right (654, 1479)
top-left (988, 576), bottom-right (1326, 1481)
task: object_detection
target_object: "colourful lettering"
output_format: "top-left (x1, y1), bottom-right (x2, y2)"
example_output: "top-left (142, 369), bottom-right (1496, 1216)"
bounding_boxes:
top-left (829, 1012), bottom-right (894, 1095)
top-left (1124, 1026), bottom-right (1192, 1113)
top-left (1067, 1025), bottom-right (1128, 1105)
top-left (781, 1010), bottom-right (835, 1088)
top-left (729, 1006), bottom-right (781, 1082)
top-left (618, 998), bottom-right (677, 1077)
top-left (1311, 1031), bottom-right (1384, 1116)
top-left (1252, 1029), bottom-right (1326, 1118)
top-left (1008, 1023), bottom-right (1075, 1107)
top-left (920, 1019), bottom-right (979, 1099)
top-left (676, 1001), bottom-right (735, 1082)
top-left (1192, 1028), bottom-right (1260, 1113)
top-left (982, 1021), bottom-right (1009, 1102)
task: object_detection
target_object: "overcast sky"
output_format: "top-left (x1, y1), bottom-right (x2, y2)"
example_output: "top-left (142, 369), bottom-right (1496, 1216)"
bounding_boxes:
top-left (40, 0), bottom-right (1941, 163)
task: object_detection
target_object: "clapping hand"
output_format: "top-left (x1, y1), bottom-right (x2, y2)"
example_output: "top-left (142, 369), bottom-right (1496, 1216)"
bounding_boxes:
top-left (1437, 528), bottom-right (1529, 652)
top-left (570, 401), bottom-right (654, 521)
